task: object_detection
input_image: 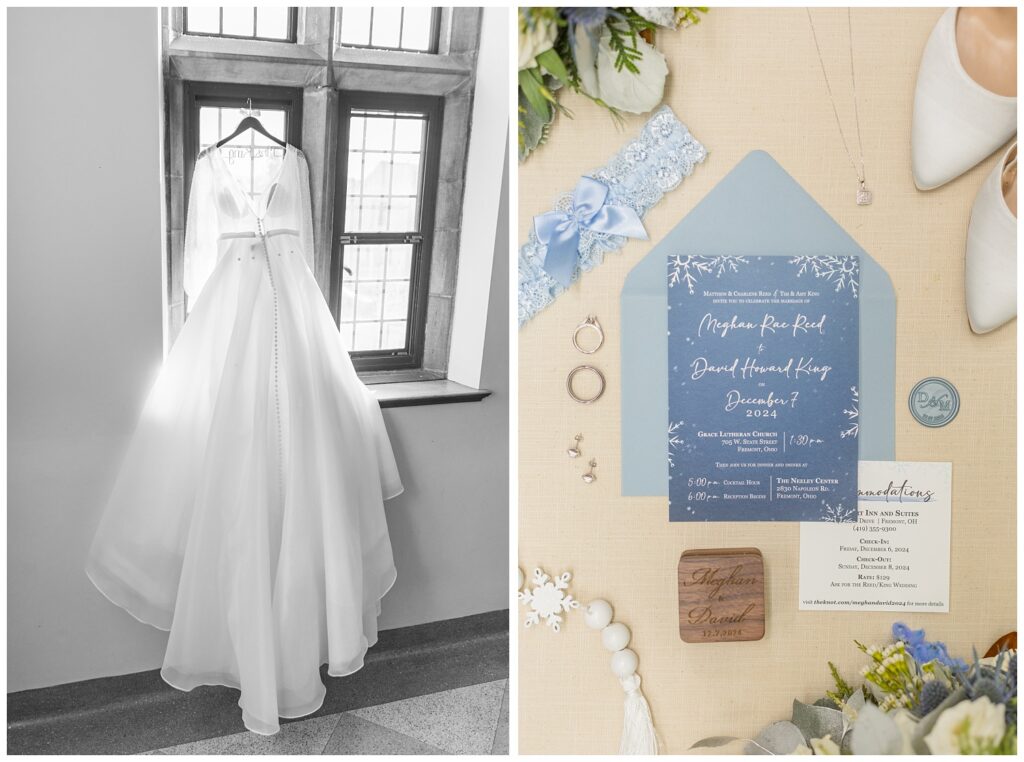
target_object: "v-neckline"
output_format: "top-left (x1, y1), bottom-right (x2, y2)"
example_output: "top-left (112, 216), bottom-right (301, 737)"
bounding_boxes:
top-left (213, 143), bottom-right (291, 220)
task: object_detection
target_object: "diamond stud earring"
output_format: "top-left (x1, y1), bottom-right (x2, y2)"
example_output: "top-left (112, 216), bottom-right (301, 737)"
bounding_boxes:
top-left (567, 434), bottom-right (583, 458)
top-left (582, 459), bottom-right (597, 484)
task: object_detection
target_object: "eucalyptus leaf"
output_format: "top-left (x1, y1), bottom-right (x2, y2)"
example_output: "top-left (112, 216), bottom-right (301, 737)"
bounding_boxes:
top-left (841, 688), bottom-right (865, 727)
top-left (745, 721), bottom-right (806, 755)
top-left (791, 699), bottom-right (845, 744)
top-left (518, 69), bottom-right (551, 123)
top-left (849, 704), bottom-right (903, 755)
top-left (518, 90), bottom-right (555, 162)
top-left (535, 48), bottom-right (570, 87)
top-left (690, 736), bottom-right (746, 749)
top-left (911, 686), bottom-right (968, 754)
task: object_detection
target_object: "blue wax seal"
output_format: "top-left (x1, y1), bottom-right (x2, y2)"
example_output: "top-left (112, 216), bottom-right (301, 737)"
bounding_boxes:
top-left (908, 377), bottom-right (960, 428)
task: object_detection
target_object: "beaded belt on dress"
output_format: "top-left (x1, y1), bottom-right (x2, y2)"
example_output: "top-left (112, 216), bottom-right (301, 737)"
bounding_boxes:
top-left (218, 228), bottom-right (299, 241)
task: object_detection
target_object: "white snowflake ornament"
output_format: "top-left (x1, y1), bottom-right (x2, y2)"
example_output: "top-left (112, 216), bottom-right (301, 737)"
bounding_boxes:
top-left (518, 567), bottom-right (580, 632)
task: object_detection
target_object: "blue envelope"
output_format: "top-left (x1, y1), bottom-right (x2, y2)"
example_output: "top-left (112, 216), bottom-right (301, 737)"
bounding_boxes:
top-left (620, 151), bottom-right (896, 496)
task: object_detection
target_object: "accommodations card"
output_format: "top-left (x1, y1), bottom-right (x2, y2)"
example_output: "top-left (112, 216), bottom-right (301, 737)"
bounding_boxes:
top-left (668, 255), bottom-right (859, 521)
top-left (799, 461), bottom-right (952, 612)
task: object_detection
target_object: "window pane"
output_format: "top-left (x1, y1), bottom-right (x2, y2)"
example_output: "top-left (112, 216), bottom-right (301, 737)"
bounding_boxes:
top-left (370, 7), bottom-right (402, 48)
top-left (355, 280), bottom-right (383, 322)
top-left (340, 279), bottom-right (356, 323)
top-left (391, 152), bottom-right (421, 196)
top-left (358, 197), bottom-right (388, 232)
top-left (362, 153), bottom-right (392, 195)
top-left (387, 197), bottom-right (417, 232)
top-left (345, 195), bottom-right (362, 230)
top-left (381, 321), bottom-right (407, 349)
top-left (338, 6), bottom-right (371, 45)
top-left (400, 6), bottom-right (433, 51)
top-left (344, 110), bottom-right (426, 234)
top-left (199, 107), bottom-right (221, 146)
top-left (186, 6), bottom-right (220, 34)
top-left (346, 152), bottom-right (363, 195)
top-left (338, 7), bottom-right (438, 52)
top-left (357, 247), bottom-right (386, 280)
top-left (349, 116), bottom-right (365, 148)
top-left (256, 6), bottom-right (289, 39)
top-left (382, 280), bottom-right (409, 320)
top-left (393, 118), bottom-right (423, 152)
top-left (222, 6), bottom-right (255, 36)
top-left (339, 243), bottom-right (414, 353)
top-left (386, 244), bottom-right (413, 280)
top-left (363, 117), bottom-right (394, 151)
top-left (353, 322), bottom-right (381, 351)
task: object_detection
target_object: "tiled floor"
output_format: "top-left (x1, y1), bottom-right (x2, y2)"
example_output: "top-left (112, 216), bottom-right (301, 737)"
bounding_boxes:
top-left (150, 680), bottom-right (509, 755)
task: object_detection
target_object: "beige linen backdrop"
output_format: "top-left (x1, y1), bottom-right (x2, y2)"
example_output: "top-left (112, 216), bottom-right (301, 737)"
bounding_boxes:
top-left (518, 7), bottom-right (1017, 755)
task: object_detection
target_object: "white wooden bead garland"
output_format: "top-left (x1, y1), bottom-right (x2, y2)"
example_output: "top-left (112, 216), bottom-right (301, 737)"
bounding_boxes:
top-left (584, 599), bottom-right (659, 755)
top-left (517, 568), bottom-right (659, 754)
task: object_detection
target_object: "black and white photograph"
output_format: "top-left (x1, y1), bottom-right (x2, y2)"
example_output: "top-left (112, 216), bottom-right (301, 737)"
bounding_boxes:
top-left (7, 5), bottom-right (509, 754)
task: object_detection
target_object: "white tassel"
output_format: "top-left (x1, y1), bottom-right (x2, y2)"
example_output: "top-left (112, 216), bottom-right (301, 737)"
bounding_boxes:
top-left (619, 674), bottom-right (659, 755)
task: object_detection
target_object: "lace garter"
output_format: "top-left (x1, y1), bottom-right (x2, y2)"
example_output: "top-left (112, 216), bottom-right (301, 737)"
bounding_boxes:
top-left (518, 106), bottom-right (707, 327)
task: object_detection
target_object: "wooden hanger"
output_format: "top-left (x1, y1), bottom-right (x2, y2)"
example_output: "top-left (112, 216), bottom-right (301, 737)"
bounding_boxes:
top-left (216, 99), bottom-right (286, 148)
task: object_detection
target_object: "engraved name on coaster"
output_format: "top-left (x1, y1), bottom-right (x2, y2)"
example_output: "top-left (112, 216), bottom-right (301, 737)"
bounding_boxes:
top-left (678, 548), bottom-right (765, 643)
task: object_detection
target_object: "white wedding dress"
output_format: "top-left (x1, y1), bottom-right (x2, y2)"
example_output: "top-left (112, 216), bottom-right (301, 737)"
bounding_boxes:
top-left (86, 144), bottom-right (403, 734)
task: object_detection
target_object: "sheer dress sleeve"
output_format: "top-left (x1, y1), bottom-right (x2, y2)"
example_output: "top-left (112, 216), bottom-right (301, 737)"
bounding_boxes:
top-left (296, 150), bottom-right (316, 275)
top-left (183, 151), bottom-right (219, 303)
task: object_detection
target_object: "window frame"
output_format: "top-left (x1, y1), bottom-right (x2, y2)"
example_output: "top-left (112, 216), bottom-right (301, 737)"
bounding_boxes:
top-left (331, 92), bottom-right (444, 373)
top-left (336, 7), bottom-right (441, 54)
top-left (162, 7), bottom-right (482, 388)
top-left (179, 81), bottom-right (304, 314)
top-left (182, 7), bottom-right (298, 43)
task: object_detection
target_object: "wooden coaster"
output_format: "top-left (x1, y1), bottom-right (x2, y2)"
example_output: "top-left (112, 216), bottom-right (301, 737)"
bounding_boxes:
top-left (678, 548), bottom-right (765, 643)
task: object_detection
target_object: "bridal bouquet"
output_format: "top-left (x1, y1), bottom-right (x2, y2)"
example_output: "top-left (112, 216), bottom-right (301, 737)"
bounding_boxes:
top-left (694, 623), bottom-right (1017, 755)
top-left (518, 7), bottom-right (706, 161)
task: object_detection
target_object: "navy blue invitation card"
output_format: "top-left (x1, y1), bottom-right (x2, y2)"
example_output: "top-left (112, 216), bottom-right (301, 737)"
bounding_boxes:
top-left (667, 255), bottom-right (859, 521)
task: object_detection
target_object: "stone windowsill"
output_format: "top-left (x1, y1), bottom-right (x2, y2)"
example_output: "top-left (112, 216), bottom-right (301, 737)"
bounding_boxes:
top-left (370, 379), bottom-right (492, 408)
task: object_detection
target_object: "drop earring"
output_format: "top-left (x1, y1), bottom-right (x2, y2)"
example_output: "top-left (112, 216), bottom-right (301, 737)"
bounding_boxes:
top-left (582, 459), bottom-right (597, 484)
top-left (567, 434), bottom-right (583, 458)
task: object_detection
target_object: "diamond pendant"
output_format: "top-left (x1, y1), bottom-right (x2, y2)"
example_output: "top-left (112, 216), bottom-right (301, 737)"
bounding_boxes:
top-left (856, 181), bottom-right (873, 206)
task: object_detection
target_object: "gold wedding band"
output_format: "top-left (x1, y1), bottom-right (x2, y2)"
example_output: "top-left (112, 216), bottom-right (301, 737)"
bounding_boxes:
top-left (566, 365), bottom-right (606, 404)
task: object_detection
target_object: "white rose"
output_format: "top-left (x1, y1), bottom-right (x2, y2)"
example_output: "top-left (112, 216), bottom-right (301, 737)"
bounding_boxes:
top-left (572, 24), bottom-right (668, 114)
top-left (925, 696), bottom-right (1006, 754)
top-left (519, 16), bottom-right (558, 71)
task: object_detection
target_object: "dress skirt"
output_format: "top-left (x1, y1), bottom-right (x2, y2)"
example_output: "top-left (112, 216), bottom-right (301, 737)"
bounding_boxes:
top-left (86, 230), bottom-right (402, 734)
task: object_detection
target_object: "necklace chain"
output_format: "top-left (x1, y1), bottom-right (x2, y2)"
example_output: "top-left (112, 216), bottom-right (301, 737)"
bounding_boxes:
top-left (807, 8), bottom-right (870, 199)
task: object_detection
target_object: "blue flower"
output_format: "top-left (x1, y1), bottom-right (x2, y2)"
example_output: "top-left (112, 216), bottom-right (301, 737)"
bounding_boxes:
top-left (893, 622), bottom-right (926, 647)
top-left (892, 622), bottom-right (967, 671)
top-left (561, 7), bottom-right (610, 30)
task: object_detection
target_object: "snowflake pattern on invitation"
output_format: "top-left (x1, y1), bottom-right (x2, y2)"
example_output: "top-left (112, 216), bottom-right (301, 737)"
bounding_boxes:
top-left (788, 255), bottom-right (860, 297)
top-left (668, 254), bottom-right (749, 294)
top-left (841, 386), bottom-right (860, 440)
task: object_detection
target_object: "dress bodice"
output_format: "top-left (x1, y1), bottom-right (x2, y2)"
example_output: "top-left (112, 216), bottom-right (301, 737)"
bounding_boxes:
top-left (184, 144), bottom-right (315, 301)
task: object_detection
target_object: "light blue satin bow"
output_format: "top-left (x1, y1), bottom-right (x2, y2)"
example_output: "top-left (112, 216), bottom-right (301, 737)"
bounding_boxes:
top-left (533, 176), bottom-right (648, 287)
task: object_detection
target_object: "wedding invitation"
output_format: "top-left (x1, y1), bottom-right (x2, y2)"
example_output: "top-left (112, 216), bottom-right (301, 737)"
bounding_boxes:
top-left (668, 255), bottom-right (859, 521)
top-left (799, 461), bottom-right (952, 612)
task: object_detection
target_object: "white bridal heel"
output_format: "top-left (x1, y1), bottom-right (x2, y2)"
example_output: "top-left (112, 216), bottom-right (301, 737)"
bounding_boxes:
top-left (911, 8), bottom-right (1017, 190)
top-left (965, 142), bottom-right (1017, 334)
